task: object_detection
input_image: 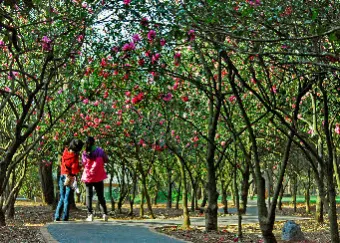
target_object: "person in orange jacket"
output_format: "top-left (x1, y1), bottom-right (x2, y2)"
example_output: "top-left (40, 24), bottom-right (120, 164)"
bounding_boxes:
top-left (54, 139), bottom-right (83, 221)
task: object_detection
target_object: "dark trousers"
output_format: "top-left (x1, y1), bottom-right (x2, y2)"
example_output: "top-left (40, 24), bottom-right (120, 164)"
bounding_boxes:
top-left (85, 181), bottom-right (107, 215)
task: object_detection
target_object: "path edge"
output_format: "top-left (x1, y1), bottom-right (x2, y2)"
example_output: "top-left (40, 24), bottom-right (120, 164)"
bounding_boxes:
top-left (149, 227), bottom-right (192, 243)
top-left (40, 223), bottom-right (59, 243)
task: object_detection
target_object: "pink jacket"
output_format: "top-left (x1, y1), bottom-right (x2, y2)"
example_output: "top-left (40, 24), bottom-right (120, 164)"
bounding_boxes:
top-left (81, 147), bottom-right (108, 183)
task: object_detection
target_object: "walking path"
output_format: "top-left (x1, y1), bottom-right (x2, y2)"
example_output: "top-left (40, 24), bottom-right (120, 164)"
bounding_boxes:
top-left (42, 201), bottom-right (310, 242)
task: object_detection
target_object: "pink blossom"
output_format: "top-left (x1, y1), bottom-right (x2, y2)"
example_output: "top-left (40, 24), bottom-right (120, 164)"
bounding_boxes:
top-left (125, 91), bottom-right (131, 97)
top-left (173, 81), bottom-right (179, 90)
top-left (335, 124), bottom-right (340, 135)
top-left (77, 35), bottom-right (84, 43)
top-left (132, 34), bottom-right (141, 43)
top-left (4, 86), bottom-right (11, 92)
top-left (271, 85), bottom-right (277, 94)
top-left (83, 98), bottom-right (89, 104)
top-left (308, 129), bottom-right (314, 135)
top-left (147, 30), bottom-right (156, 41)
top-left (138, 58), bottom-right (145, 66)
top-left (58, 89), bottom-right (63, 94)
top-left (111, 46), bottom-right (120, 53)
top-left (171, 130), bottom-right (175, 136)
top-left (140, 17), bottom-right (148, 26)
top-left (160, 38), bottom-right (166, 46)
top-left (81, 2), bottom-right (87, 8)
top-left (123, 0), bottom-right (131, 5)
top-left (162, 93), bottom-right (173, 102)
top-left (122, 42), bottom-right (135, 51)
top-left (93, 100), bottom-right (100, 106)
top-left (229, 95), bottom-right (236, 102)
top-left (42, 36), bottom-right (51, 43)
top-left (41, 36), bottom-right (52, 51)
top-left (188, 29), bottom-right (196, 41)
top-left (151, 53), bottom-right (161, 63)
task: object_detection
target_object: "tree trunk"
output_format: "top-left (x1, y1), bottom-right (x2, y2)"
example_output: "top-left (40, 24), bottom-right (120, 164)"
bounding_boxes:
top-left (292, 175), bottom-right (297, 213)
top-left (305, 170), bottom-right (311, 214)
top-left (278, 185), bottom-right (284, 211)
top-left (322, 86), bottom-right (340, 242)
top-left (177, 156), bottom-right (190, 228)
top-left (39, 161), bottom-right (55, 205)
top-left (153, 188), bottom-right (158, 206)
top-left (128, 176), bottom-right (137, 216)
top-left (166, 168), bottom-right (172, 209)
top-left (109, 176), bottom-right (115, 211)
top-left (240, 164), bottom-right (250, 214)
top-left (190, 183), bottom-right (196, 212)
top-left (141, 177), bottom-right (155, 219)
top-left (221, 180), bottom-right (228, 214)
top-left (175, 181), bottom-right (181, 210)
top-left (0, 208), bottom-right (5, 226)
top-left (139, 186), bottom-right (144, 217)
top-left (234, 164), bottom-right (242, 238)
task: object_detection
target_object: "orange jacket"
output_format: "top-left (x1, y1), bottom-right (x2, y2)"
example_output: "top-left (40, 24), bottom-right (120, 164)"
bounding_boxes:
top-left (61, 148), bottom-right (80, 176)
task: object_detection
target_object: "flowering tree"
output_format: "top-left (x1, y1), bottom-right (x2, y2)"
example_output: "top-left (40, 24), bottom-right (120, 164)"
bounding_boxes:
top-left (0, 0), bottom-right (103, 225)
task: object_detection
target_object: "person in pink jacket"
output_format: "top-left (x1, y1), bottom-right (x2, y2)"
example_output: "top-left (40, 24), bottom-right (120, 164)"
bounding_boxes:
top-left (81, 136), bottom-right (108, 221)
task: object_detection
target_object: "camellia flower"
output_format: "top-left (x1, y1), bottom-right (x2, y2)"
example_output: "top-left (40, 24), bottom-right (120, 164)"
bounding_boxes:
top-left (160, 38), bottom-right (166, 46)
top-left (83, 98), bottom-right (89, 104)
top-left (188, 29), bottom-right (196, 41)
top-left (271, 85), bottom-right (277, 94)
top-left (151, 53), bottom-right (161, 63)
top-left (147, 30), bottom-right (156, 41)
top-left (140, 17), bottom-right (148, 26)
top-left (229, 95), bottom-right (236, 102)
top-left (132, 34), bottom-right (141, 43)
top-left (174, 52), bottom-right (181, 66)
top-left (138, 58), bottom-right (145, 66)
top-left (125, 91), bottom-right (131, 97)
top-left (162, 92), bottom-right (173, 101)
top-left (181, 96), bottom-right (189, 102)
top-left (41, 36), bottom-right (52, 51)
top-left (123, 0), bottom-right (131, 5)
top-left (335, 124), bottom-right (340, 135)
top-left (122, 42), bottom-right (135, 51)
top-left (77, 35), bottom-right (84, 43)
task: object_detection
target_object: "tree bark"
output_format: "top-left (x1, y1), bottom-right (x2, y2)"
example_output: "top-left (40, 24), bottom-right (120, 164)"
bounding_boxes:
top-left (166, 167), bottom-right (172, 209)
top-left (240, 164), bottom-right (250, 214)
top-left (175, 181), bottom-right (181, 210)
top-left (177, 156), bottom-right (190, 228)
top-left (109, 175), bottom-right (115, 211)
top-left (39, 161), bottom-right (55, 205)
top-left (292, 175), bottom-right (297, 213)
top-left (221, 180), bottom-right (228, 214)
top-left (0, 208), bottom-right (5, 226)
top-left (234, 163), bottom-right (242, 238)
top-left (141, 177), bottom-right (155, 219)
top-left (139, 186), bottom-right (144, 217)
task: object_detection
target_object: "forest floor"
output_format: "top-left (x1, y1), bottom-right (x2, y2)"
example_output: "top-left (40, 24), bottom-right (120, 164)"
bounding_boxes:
top-left (0, 201), bottom-right (332, 243)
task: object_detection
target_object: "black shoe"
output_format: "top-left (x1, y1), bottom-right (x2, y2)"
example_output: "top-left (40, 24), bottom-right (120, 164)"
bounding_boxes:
top-left (54, 218), bottom-right (60, 222)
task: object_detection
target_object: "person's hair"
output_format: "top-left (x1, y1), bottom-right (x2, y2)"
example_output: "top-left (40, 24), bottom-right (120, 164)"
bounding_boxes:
top-left (85, 136), bottom-right (95, 153)
top-left (69, 139), bottom-right (84, 153)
